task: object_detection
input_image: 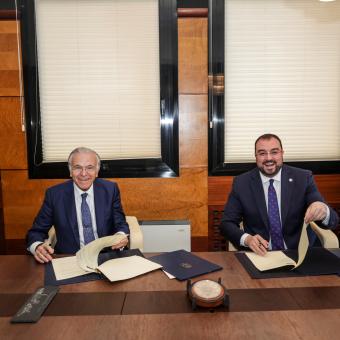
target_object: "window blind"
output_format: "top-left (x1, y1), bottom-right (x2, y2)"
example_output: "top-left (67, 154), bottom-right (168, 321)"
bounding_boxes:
top-left (224, 0), bottom-right (340, 163)
top-left (35, 0), bottom-right (161, 162)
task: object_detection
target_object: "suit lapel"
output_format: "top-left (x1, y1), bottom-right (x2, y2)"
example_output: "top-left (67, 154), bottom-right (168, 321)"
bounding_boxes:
top-left (250, 169), bottom-right (269, 230)
top-left (280, 165), bottom-right (294, 228)
top-left (93, 180), bottom-right (105, 237)
top-left (64, 181), bottom-right (80, 247)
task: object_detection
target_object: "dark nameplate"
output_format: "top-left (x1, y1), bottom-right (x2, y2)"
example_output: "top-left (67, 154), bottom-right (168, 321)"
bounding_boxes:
top-left (11, 286), bottom-right (59, 323)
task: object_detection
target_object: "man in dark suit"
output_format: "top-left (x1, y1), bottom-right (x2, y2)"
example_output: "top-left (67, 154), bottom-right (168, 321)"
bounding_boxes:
top-left (220, 133), bottom-right (339, 256)
top-left (26, 147), bottom-right (129, 263)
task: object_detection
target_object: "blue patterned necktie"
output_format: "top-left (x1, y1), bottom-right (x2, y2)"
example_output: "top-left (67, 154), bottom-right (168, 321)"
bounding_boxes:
top-left (268, 179), bottom-right (284, 250)
top-left (81, 193), bottom-right (95, 244)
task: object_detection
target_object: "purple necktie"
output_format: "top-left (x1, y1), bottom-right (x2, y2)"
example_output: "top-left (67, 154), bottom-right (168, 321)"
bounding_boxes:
top-left (81, 193), bottom-right (95, 244)
top-left (268, 179), bottom-right (284, 250)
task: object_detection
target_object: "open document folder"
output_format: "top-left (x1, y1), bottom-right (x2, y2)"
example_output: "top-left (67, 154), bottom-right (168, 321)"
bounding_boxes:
top-left (51, 234), bottom-right (162, 282)
top-left (244, 221), bottom-right (336, 272)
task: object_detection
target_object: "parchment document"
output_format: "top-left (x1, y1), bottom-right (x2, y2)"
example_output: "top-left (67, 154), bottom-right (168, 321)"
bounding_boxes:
top-left (52, 256), bottom-right (89, 281)
top-left (51, 234), bottom-right (162, 282)
top-left (245, 222), bottom-right (309, 271)
top-left (97, 255), bottom-right (162, 282)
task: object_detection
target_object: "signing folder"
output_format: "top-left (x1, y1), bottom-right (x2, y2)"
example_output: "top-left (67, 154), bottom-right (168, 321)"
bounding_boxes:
top-left (236, 247), bottom-right (340, 279)
top-left (45, 249), bottom-right (145, 286)
top-left (149, 249), bottom-right (222, 281)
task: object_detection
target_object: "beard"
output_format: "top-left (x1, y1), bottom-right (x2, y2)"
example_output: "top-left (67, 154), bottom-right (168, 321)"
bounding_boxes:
top-left (258, 160), bottom-right (282, 177)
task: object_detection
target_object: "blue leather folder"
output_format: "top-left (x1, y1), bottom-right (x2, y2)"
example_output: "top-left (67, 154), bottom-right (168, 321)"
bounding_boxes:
top-left (149, 249), bottom-right (222, 281)
top-left (236, 247), bottom-right (340, 279)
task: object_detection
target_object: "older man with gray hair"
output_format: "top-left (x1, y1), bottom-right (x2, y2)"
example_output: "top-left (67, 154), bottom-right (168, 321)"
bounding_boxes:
top-left (26, 147), bottom-right (129, 263)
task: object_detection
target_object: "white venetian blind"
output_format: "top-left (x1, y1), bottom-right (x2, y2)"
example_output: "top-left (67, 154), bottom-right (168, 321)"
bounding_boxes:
top-left (35, 0), bottom-right (161, 162)
top-left (224, 0), bottom-right (340, 163)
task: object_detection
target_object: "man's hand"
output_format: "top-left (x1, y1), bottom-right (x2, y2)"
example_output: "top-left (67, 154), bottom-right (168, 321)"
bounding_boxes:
top-left (111, 236), bottom-right (129, 250)
top-left (34, 243), bottom-right (54, 264)
top-left (244, 234), bottom-right (269, 256)
top-left (304, 201), bottom-right (328, 224)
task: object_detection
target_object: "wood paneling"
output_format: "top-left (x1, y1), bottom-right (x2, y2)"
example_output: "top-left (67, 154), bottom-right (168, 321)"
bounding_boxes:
top-left (0, 21), bottom-right (17, 34)
top-left (115, 167), bottom-right (208, 236)
top-left (0, 21), bottom-right (20, 96)
top-left (1, 171), bottom-right (63, 239)
top-left (0, 70), bottom-right (20, 96)
top-left (177, 8), bottom-right (208, 18)
top-left (0, 172), bottom-right (4, 254)
top-left (208, 176), bottom-right (234, 206)
top-left (0, 97), bottom-right (26, 169)
top-left (314, 174), bottom-right (340, 204)
top-left (179, 95), bottom-right (207, 168)
top-left (178, 18), bottom-right (208, 94)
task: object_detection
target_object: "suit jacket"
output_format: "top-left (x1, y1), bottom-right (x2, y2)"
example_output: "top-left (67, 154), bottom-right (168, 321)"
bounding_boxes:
top-left (220, 165), bottom-right (339, 249)
top-left (26, 178), bottom-right (130, 254)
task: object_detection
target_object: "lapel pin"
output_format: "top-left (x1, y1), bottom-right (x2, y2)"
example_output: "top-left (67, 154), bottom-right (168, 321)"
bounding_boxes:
top-left (289, 178), bottom-right (293, 182)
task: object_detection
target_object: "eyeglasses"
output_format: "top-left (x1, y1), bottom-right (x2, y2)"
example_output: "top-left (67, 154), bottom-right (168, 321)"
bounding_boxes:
top-left (71, 165), bottom-right (97, 173)
top-left (256, 150), bottom-right (282, 158)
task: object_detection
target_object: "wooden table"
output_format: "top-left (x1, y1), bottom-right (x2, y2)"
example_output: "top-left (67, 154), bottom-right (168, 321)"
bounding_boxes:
top-left (1, 252), bottom-right (340, 340)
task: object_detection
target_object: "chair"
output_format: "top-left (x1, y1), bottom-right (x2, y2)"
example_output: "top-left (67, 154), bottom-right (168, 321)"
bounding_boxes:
top-left (46, 215), bottom-right (144, 250)
top-left (227, 221), bottom-right (244, 251)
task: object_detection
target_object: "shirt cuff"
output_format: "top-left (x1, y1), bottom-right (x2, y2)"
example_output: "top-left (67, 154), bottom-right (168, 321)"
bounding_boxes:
top-left (322, 205), bottom-right (330, 225)
top-left (28, 241), bottom-right (44, 256)
top-left (240, 233), bottom-right (250, 247)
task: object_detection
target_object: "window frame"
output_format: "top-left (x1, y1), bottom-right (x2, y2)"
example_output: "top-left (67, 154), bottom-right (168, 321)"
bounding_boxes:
top-left (19, 0), bottom-right (179, 179)
top-left (208, 0), bottom-right (340, 176)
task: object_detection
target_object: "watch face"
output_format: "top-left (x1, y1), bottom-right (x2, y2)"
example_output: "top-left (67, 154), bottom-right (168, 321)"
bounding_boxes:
top-left (191, 279), bottom-right (224, 301)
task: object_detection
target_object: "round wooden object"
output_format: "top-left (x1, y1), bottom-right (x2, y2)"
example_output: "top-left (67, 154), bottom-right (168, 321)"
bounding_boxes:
top-left (189, 279), bottom-right (225, 308)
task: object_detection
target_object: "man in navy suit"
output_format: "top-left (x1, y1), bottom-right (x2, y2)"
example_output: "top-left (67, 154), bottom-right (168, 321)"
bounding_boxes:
top-left (26, 147), bottom-right (129, 263)
top-left (220, 134), bottom-right (339, 256)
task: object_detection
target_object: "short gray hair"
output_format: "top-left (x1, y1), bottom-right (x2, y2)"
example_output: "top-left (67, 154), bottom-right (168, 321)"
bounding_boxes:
top-left (68, 147), bottom-right (101, 172)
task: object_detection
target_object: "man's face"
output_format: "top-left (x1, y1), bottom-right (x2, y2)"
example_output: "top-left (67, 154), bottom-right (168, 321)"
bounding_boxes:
top-left (255, 137), bottom-right (284, 177)
top-left (70, 152), bottom-right (99, 191)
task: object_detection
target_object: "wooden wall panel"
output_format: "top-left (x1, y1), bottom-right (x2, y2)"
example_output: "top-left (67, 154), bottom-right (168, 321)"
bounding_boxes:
top-left (0, 97), bottom-right (26, 169)
top-left (179, 94), bottom-right (207, 168)
top-left (115, 168), bottom-right (208, 236)
top-left (314, 175), bottom-right (340, 204)
top-left (208, 176), bottom-right (234, 206)
top-left (178, 18), bottom-right (208, 94)
top-left (0, 21), bottom-right (20, 96)
top-left (1, 171), bottom-right (63, 239)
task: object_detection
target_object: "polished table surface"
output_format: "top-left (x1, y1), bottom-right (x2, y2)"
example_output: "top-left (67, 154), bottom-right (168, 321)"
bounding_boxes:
top-left (1, 252), bottom-right (340, 340)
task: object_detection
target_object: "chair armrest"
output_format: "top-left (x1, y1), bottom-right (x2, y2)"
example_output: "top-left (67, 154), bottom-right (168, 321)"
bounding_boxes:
top-left (227, 221), bottom-right (244, 251)
top-left (126, 216), bottom-right (144, 251)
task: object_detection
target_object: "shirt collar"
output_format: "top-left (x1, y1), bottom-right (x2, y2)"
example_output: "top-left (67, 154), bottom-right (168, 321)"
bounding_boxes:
top-left (259, 168), bottom-right (282, 184)
top-left (73, 182), bottom-right (94, 197)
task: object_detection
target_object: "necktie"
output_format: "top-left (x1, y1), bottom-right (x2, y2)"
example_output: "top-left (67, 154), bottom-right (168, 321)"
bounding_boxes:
top-left (268, 179), bottom-right (284, 250)
top-left (81, 193), bottom-right (95, 244)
